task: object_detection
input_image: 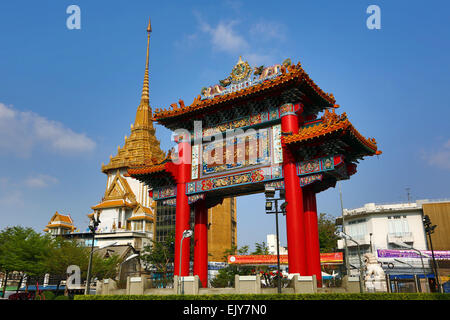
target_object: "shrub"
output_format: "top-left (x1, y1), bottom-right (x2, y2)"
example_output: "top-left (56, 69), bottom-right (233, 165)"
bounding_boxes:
top-left (41, 291), bottom-right (55, 300)
top-left (74, 293), bottom-right (450, 301)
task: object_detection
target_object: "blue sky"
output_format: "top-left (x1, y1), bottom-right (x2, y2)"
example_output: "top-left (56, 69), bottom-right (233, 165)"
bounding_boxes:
top-left (0, 1), bottom-right (449, 251)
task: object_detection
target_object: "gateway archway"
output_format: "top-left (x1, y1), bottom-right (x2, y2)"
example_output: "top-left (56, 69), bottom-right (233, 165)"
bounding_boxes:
top-left (128, 51), bottom-right (381, 288)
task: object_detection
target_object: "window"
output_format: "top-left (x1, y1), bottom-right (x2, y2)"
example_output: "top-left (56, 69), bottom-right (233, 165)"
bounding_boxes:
top-left (388, 215), bottom-right (409, 236)
top-left (135, 221), bottom-right (143, 231)
top-left (345, 219), bottom-right (367, 240)
top-left (156, 202), bottom-right (176, 242)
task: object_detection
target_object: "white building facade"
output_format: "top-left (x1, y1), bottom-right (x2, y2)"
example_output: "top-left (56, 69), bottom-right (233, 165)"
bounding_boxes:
top-left (266, 234), bottom-right (288, 255)
top-left (337, 201), bottom-right (432, 276)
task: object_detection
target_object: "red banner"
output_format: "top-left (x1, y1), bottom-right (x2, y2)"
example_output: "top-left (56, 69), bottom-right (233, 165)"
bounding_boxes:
top-left (227, 252), bottom-right (343, 265)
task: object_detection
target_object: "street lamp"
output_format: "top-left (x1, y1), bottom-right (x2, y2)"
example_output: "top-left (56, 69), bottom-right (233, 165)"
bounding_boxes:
top-left (179, 229), bottom-right (193, 294)
top-left (85, 213), bottom-right (100, 295)
top-left (335, 231), bottom-right (364, 293)
top-left (265, 186), bottom-right (286, 294)
top-left (423, 215), bottom-right (441, 293)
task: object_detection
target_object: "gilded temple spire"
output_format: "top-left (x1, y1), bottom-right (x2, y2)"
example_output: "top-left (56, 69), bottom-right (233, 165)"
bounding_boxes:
top-left (134, 18), bottom-right (153, 128)
top-left (101, 18), bottom-right (165, 173)
top-left (140, 18), bottom-right (151, 105)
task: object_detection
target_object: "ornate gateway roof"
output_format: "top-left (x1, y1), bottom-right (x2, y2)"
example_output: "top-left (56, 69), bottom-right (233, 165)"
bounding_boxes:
top-left (284, 109), bottom-right (381, 162)
top-left (152, 57), bottom-right (337, 130)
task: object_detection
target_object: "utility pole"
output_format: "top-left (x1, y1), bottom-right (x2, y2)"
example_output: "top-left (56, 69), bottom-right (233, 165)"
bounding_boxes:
top-left (423, 215), bottom-right (441, 293)
top-left (339, 183), bottom-right (350, 277)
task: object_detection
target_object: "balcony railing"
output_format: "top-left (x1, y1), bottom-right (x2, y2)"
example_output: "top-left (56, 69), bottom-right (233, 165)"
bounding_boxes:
top-left (337, 234), bottom-right (371, 249)
top-left (387, 232), bottom-right (414, 244)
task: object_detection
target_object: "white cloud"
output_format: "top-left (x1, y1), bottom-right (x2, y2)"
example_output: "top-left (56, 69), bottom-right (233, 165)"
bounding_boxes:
top-left (189, 13), bottom-right (287, 68)
top-left (423, 139), bottom-right (450, 170)
top-left (198, 19), bottom-right (249, 54)
top-left (0, 103), bottom-right (96, 157)
top-left (243, 52), bottom-right (275, 67)
top-left (249, 21), bottom-right (287, 42)
top-left (24, 174), bottom-right (59, 188)
top-left (0, 189), bottom-right (24, 208)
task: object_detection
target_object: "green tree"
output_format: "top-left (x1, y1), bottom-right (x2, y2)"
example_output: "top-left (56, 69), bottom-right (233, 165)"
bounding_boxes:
top-left (40, 237), bottom-right (89, 295)
top-left (318, 213), bottom-right (339, 253)
top-left (0, 226), bottom-right (53, 294)
top-left (210, 245), bottom-right (253, 288)
top-left (140, 232), bottom-right (175, 287)
top-left (0, 226), bottom-right (123, 297)
top-left (210, 243), bottom-right (271, 288)
top-left (252, 242), bottom-right (269, 255)
top-left (90, 253), bottom-right (122, 283)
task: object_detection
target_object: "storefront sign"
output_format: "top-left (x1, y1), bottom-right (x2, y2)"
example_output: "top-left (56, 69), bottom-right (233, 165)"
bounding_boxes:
top-left (227, 252), bottom-right (343, 265)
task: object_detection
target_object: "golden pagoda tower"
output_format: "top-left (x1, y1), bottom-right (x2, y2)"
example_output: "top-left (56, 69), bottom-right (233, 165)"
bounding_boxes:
top-left (89, 19), bottom-right (165, 251)
top-left (101, 18), bottom-right (165, 172)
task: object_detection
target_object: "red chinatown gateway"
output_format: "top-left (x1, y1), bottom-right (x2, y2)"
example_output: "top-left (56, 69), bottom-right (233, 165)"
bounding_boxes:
top-left (128, 23), bottom-right (381, 289)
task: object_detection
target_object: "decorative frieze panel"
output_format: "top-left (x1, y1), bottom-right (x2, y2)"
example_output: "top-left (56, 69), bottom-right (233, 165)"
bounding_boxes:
top-left (297, 155), bottom-right (343, 176)
top-left (154, 155), bottom-right (345, 200)
top-left (264, 173), bottom-right (323, 189)
top-left (187, 165), bottom-right (283, 194)
top-left (201, 105), bottom-right (281, 139)
top-left (187, 155), bottom-right (344, 195)
top-left (153, 186), bottom-right (176, 200)
top-left (279, 103), bottom-right (296, 117)
top-left (188, 194), bottom-right (206, 205)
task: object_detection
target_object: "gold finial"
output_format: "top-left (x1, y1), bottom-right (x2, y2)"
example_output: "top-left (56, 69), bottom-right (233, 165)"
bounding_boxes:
top-left (140, 18), bottom-right (151, 105)
top-left (147, 18), bottom-right (152, 33)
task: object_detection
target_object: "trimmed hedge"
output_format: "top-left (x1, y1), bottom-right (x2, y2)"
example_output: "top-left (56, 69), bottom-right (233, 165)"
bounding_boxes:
top-left (75, 293), bottom-right (450, 300)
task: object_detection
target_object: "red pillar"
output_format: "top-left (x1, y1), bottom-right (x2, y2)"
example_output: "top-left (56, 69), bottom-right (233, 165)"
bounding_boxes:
top-left (303, 187), bottom-right (322, 287)
top-left (280, 103), bottom-right (307, 275)
top-left (194, 200), bottom-right (208, 288)
top-left (173, 134), bottom-right (191, 277)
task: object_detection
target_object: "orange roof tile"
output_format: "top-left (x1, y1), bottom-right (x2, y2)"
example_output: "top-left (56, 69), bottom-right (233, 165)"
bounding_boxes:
top-left (127, 162), bottom-right (167, 175)
top-left (284, 109), bottom-right (380, 155)
top-left (45, 223), bottom-right (76, 231)
top-left (127, 215), bottom-right (154, 221)
top-left (91, 199), bottom-right (136, 210)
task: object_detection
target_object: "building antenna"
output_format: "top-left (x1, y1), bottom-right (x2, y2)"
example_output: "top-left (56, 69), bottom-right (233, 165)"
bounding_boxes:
top-left (406, 187), bottom-right (411, 203)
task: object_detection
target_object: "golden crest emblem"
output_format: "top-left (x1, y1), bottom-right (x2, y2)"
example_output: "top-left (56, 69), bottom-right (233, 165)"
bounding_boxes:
top-left (230, 56), bottom-right (252, 83)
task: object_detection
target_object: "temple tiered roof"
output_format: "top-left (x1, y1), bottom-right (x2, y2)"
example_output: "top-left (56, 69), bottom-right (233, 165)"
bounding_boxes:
top-left (44, 211), bottom-right (76, 232)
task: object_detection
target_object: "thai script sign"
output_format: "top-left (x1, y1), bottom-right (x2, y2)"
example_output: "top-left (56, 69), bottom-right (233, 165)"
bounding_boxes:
top-left (377, 249), bottom-right (450, 260)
